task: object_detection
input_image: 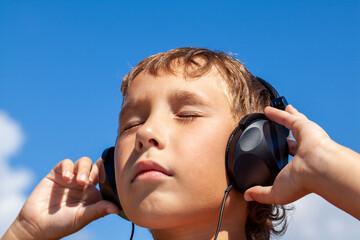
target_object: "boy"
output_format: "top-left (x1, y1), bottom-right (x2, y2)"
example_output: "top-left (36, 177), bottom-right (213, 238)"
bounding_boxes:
top-left (2, 48), bottom-right (360, 240)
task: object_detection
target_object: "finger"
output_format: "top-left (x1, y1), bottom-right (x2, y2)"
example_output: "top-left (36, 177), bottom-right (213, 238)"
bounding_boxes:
top-left (74, 157), bottom-right (93, 185)
top-left (89, 158), bottom-right (102, 185)
top-left (244, 185), bottom-right (281, 204)
top-left (245, 164), bottom-right (310, 205)
top-left (75, 200), bottom-right (121, 229)
top-left (287, 138), bottom-right (297, 156)
top-left (264, 106), bottom-right (301, 131)
top-left (53, 159), bottom-right (75, 181)
top-left (285, 105), bottom-right (307, 119)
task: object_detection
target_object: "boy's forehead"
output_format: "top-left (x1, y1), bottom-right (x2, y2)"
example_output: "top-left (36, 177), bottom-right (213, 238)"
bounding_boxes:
top-left (123, 66), bottom-right (229, 101)
top-left (119, 69), bottom-right (234, 124)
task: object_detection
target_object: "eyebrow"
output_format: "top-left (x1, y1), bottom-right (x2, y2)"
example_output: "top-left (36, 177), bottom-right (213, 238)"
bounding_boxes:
top-left (169, 89), bottom-right (209, 107)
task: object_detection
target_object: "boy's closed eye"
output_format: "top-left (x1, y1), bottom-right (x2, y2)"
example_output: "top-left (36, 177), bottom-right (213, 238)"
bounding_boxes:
top-left (122, 121), bottom-right (144, 133)
top-left (119, 111), bottom-right (203, 135)
top-left (175, 111), bottom-right (203, 123)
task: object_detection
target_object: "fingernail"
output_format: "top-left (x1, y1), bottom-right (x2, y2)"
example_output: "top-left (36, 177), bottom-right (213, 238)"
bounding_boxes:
top-left (244, 193), bottom-right (254, 201)
top-left (80, 173), bottom-right (87, 182)
top-left (107, 208), bottom-right (120, 215)
top-left (63, 170), bottom-right (71, 179)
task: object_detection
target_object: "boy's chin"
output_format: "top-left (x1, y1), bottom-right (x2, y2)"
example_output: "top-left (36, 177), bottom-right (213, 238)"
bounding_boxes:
top-left (128, 207), bottom-right (187, 229)
top-left (125, 199), bottom-right (219, 230)
top-left (124, 198), bottom-right (196, 229)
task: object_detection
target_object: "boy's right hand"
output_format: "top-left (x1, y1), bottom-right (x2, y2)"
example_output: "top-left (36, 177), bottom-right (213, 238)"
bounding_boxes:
top-left (2, 157), bottom-right (120, 240)
top-left (244, 105), bottom-right (360, 220)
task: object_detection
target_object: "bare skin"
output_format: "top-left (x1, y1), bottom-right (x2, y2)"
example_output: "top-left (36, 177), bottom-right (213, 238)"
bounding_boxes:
top-left (114, 70), bottom-right (248, 240)
top-left (2, 104), bottom-right (360, 240)
top-left (1, 157), bottom-right (120, 240)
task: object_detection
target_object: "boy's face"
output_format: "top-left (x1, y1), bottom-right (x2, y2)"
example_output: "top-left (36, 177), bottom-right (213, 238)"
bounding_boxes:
top-left (115, 67), bottom-right (239, 228)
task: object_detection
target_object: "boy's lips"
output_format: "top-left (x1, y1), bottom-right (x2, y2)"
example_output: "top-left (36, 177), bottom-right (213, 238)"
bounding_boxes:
top-left (131, 160), bottom-right (172, 182)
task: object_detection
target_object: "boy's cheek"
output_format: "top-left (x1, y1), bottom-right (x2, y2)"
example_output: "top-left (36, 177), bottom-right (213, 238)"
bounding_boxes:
top-left (175, 129), bottom-right (229, 173)
top-left (114, 142), bottom-right (135, 186)
top-left (185, 123), bottom-right (231, 153)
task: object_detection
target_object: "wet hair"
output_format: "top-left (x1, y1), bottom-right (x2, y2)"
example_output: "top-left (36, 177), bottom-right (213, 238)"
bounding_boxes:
top-left (121, 47), bottom-right (289, 239)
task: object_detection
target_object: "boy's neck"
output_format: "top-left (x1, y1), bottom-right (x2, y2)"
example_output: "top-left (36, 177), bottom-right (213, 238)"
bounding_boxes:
top-left (151, 192), bottom-right (248, 240)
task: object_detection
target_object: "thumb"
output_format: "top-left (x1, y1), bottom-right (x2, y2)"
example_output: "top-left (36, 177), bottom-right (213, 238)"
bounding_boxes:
top-left (244, 185), bottom-right (280, 204)
top-left (78, 201), bottom-right (121, 228)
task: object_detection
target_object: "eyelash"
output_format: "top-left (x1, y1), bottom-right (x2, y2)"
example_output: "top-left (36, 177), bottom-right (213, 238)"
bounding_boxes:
top-left (120, 113), bottom-right (200, 134)
top-left (122, 122), bottom-right (143, 133)
top-left (176, 113), bottom-right (200, 123)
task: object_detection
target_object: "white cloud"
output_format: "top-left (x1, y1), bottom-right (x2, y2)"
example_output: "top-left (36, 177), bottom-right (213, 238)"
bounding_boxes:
top-left (283, 193), bottom-right (360, 240)
top-left (0, 111), bottom-right (34, 236)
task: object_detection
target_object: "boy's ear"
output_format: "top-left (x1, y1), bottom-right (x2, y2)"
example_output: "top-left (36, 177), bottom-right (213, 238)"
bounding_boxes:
top-left (99, 147), bottom-right (129, 220)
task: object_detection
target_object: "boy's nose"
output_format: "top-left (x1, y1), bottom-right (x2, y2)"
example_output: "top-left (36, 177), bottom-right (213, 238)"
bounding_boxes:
top-left (135, 124), bottom-right (165, 152)
top-left (136, 138), bottom-right (159, 151)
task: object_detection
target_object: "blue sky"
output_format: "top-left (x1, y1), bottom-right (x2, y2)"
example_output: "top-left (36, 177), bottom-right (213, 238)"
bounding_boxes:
top-left (0, 1), bottom-right (359, 239)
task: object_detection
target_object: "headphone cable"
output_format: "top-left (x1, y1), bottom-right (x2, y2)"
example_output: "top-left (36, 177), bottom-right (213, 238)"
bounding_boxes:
top-left (129, 222), bottom-right (135, 240)
top-left (213, 184), bottom-right (233, 240)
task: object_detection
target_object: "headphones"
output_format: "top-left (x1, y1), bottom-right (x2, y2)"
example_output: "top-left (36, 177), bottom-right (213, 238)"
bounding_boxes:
top-left (225, 77), bottom-right (289, 193)
top-left (98, 77), bottom-right (289, 220)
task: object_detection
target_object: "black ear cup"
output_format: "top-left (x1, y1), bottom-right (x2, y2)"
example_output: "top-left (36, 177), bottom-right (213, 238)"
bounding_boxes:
top-left (99, 147), bottom-right (129, 220)
top-left (225, 113), bottom-right (289, 193)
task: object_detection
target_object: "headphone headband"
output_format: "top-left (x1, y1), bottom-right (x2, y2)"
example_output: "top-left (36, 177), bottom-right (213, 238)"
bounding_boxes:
top-left (256, 77), bottom-right (279, 99)
top-left (256, 77), bottom-right (288, 110)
